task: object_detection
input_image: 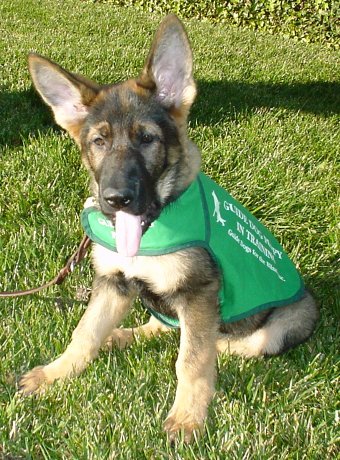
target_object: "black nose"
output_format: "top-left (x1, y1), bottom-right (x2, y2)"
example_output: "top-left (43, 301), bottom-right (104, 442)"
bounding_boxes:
top-left (103, 188), bottom-right (134, 210)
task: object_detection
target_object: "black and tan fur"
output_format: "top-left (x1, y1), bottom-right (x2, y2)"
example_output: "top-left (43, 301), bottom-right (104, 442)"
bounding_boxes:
top-left (20, 15), bottom-right (319, 441)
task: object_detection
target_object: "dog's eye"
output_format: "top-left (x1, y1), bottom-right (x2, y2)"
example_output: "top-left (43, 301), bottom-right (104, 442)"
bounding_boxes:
top-left (141, 133), bottom-right (154, 144)
top-left (93, 137), bottom-right (105, 147)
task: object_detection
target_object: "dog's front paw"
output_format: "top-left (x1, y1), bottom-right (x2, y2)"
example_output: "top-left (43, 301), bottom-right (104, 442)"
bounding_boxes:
top-left (104, 328), bottom-right (135, 350)
top-left (19, 366), bottom-right (47, 395)
top-left (163, 409), bottom-right (204, 443)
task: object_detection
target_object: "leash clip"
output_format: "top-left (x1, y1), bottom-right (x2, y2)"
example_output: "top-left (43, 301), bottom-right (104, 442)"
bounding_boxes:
top-left (69, 260), bottom-right (76, 273)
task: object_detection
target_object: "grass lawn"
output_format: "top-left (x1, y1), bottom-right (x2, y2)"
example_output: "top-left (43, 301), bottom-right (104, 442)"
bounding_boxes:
top-left (0, 0), bottom-right (339, 458)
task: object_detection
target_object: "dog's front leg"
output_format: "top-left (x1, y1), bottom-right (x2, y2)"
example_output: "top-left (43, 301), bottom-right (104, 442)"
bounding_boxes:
top-left (163, 292), bottom-right (219, 442)
top-left (19, 274), bottom-right (134, 394)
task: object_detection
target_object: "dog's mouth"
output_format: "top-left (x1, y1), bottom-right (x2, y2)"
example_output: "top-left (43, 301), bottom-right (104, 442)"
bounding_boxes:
top-left (106, 201), bottom-right (161, 257)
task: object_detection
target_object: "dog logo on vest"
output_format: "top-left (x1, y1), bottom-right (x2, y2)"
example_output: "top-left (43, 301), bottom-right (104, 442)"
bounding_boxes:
top-left (212, 191), bottom-right (226, 226)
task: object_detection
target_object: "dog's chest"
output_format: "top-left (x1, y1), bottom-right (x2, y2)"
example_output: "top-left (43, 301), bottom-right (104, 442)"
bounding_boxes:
top-left (92, 243), bottom-right (188, 295)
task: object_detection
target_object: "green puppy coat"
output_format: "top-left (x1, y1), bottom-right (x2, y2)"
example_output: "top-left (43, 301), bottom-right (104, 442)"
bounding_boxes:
top-left (81, 173), bottom-right (305, 327)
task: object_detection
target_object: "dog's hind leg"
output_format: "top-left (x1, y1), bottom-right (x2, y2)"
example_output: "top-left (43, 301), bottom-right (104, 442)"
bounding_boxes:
top-left (105, 315), bottom-right (171, 349)
top-left (19, 275), bottom-right (134, 394)
top-left (216, 291), bottom-right (318, 357)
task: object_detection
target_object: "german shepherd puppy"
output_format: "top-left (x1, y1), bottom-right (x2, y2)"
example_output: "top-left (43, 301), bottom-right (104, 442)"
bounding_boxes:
top-left (20, 15), bottom-right (318, 441)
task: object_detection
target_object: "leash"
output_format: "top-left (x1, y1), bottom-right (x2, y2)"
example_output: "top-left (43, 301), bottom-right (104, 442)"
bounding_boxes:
top-left (0, 235), bottom-right (91, 298)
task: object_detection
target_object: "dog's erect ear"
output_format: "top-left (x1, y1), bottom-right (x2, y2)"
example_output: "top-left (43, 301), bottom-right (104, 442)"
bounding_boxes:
top-left (28, 54), bottom-right (99, 140)
top-left (139, 15), bottom-right (196, 115)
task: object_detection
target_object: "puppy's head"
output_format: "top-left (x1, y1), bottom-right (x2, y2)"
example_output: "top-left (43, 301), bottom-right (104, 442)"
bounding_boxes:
top-left (29, 15), bottom-right (201, 256)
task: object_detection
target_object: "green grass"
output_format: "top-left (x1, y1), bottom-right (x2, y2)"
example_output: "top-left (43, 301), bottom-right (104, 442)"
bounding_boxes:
top-left (0, 0), bottom-right (339, 458)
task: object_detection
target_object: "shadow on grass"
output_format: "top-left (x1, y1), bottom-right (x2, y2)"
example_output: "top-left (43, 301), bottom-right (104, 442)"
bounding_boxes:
top-left (0, 87), bottom-right (57, 148)
top-left (192, 80), bottom-right (340, 124)
top-left (1, 80), bottom-right (339, 147)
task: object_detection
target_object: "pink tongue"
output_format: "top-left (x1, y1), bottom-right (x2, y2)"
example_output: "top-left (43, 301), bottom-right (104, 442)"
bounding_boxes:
top-left (115, 210), bottom-right (142, 257)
